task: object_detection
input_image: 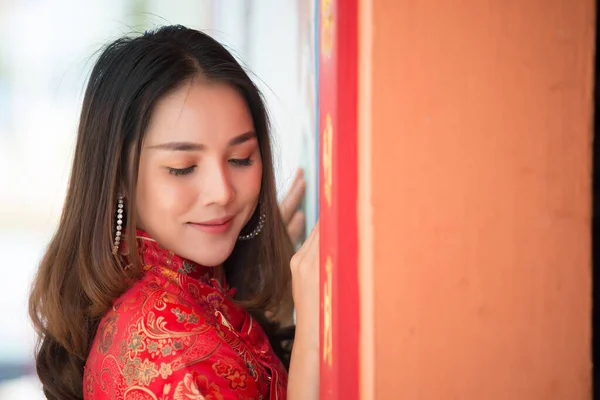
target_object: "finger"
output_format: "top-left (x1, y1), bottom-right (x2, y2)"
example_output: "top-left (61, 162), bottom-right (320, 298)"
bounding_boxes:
top-left (303, 223), bottom-right (320, 266)
top-left (287, 173), bottom-right (306, 211)
top-left (292, 220), bottom-right (319, 265)
top-left (280, 170), bottom-right (306, 223)
top-left (280, 170), bottom-right (303, 218)
top-left (287, 211), bottom-right (306, 246)
top-left (301, 220), bottom-right (319, 256)
top-left (281, 178), bottom-right (305, 223)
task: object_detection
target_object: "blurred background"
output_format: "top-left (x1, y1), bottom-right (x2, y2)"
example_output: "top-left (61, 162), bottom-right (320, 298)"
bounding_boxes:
top-left (0, 0), bottom-right (318, 397)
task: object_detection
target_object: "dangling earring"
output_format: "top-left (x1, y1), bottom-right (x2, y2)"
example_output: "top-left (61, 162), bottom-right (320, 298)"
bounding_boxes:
top-left (112, 194), bottom-right (124, 254)
top-left (238, 205), bottom-right (266, 241)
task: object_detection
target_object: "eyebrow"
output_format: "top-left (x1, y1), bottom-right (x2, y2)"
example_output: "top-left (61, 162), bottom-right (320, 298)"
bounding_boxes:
top-left (148, 131), bottom-right (257, 151)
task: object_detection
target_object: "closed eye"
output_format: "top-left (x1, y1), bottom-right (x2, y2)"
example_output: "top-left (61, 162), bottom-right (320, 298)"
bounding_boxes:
top-left (229, 157), bottom-right (253, 167)
top-left (168, 166), bottom-right (196, 176)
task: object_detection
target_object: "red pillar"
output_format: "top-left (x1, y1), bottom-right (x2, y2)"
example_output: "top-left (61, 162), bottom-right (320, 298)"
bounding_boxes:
top-left (318, 0), bottom-right (360, 399)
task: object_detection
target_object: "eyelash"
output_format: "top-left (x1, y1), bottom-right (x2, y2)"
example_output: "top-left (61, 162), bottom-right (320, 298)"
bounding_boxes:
top-left (168, 166), bottom-right (196, 176)
top-left (167, 158), bottom-right (253, 176)
top-left (229, 157), bottom-right (253, 167)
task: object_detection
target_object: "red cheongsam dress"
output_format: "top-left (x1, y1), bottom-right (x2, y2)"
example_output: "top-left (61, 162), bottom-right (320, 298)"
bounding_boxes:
top-left (83, 230), bottom-right (287, 400)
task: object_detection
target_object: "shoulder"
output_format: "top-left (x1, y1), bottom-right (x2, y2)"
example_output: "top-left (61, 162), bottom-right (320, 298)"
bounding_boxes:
top-left (89, 273), bottom-right (217, 358)
top-left (84, 276), bottom-right (236, 399)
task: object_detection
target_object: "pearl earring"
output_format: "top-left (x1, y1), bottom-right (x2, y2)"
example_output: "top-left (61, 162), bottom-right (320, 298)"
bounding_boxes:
top-left (112, 194), bottom-right (124, 254)
top-left (238, 207), bottom-right (266, 241)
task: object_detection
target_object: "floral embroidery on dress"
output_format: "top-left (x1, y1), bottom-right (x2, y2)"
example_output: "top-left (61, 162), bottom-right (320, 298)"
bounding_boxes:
top-left (179, 260), bottom-right (197, 275)
top-left (212, 359), bottom-right (232, 377)
top-left (97, 312), bottom-right (119, 355)
top-left (174, 373), bottom-right (223, 400)
top-left (124, 357), bottom-right (142, 386)
top-left (128, 332), bottom-right (145, 353)
top-left (201, 292), bottom-right (230, 320)
top-left (84, 371), bottom-right (95, 396)
top-left (83, 230), bottom-right (287, 400)
top-left (225, 369), bottom-right (248, 390)
top-left (159, 362), bottom-right (173, 379)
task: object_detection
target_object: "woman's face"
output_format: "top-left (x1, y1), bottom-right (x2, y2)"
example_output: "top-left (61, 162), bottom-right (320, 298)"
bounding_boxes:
top-left (135, 79), bottom-right (262, 267)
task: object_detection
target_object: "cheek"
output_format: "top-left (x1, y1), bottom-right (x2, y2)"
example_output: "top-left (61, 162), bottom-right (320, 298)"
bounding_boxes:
top-left (136, 167), bottom-right (198, 224)
top-left (242, 161), bottom-right (263, 202)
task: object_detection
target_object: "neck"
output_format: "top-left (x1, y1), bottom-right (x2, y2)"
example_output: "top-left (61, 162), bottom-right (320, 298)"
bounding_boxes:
top-left (214, 264), bottom-right (225, 287)
top-left (126, 229), bottom-right (220, 286)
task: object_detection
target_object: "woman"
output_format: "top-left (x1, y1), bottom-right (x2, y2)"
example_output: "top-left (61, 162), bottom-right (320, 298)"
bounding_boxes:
top-left (29, 25), bottom-right (319, 400)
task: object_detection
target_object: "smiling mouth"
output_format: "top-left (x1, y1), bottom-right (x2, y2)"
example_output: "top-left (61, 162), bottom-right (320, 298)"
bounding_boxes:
top-left (187, 217), bottom-right (234, 234)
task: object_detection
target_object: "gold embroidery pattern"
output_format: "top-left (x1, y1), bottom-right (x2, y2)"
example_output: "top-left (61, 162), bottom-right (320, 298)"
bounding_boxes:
top-left (84, 232), bottom-right (287, 399)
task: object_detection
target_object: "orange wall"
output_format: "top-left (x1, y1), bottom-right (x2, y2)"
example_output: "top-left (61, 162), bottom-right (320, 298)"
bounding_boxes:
top-left (359, 0), bottom-right (595, 398)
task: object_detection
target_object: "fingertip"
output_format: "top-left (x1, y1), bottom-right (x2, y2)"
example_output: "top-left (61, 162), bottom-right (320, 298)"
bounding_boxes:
top-left (299, 176), bottom-right (307, 189)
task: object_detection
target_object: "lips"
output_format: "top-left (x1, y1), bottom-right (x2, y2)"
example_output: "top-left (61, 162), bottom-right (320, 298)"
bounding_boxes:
top-left (196, 216), bottom-right (234, 226)
top-left (187, 216), bottom-right (234, 234)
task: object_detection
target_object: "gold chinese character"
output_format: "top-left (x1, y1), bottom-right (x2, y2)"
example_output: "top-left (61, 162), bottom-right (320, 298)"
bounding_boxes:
top-left (321, 0), bottom-right (334, 58)
top-left (323, 256), bottom-right (333, 367)
top-left (322, 113), bottom-right (333, 207)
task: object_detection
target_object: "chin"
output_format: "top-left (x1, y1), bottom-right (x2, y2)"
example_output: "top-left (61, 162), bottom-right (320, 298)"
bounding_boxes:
top-left (184, 239), bottom-right (237, 267)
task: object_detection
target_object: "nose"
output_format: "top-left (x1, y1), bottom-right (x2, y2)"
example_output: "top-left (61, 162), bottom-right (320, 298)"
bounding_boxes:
top-left (201, 161), bottom-right (234, 206)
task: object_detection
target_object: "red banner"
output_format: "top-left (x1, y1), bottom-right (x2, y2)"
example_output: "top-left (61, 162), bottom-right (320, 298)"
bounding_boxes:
top-left (319, 0), bottom-right (359, 398)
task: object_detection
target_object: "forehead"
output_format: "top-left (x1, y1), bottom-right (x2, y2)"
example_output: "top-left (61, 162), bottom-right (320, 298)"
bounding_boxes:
top-left (144, 80), bottom-right (254, 146)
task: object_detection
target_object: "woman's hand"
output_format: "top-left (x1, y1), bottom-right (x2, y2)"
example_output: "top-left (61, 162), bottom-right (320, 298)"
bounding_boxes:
top-left (279, 169), bottom-right (306, 247)
top-left (269, 168), bottom-right (307, 327)
top-left (287, 221), bottom-right (320, 399)
top-left (290, 220), bottom-right (319, 348)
